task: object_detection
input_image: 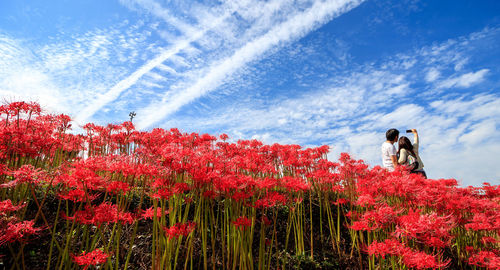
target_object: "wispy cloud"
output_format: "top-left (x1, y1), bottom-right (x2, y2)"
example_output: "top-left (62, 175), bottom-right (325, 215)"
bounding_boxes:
top-left (437, 69), bottom-right (489, 88)
top-left (425, 68), bottom-right (440, 82)
top-left (119, 0), bottom-right (198, 36)
top-left (135, 0), bottom-right (365, 129)
top-left (75, 0), bottom-right (258, 124)
top-left (0, 21), bottom-right (160, 116)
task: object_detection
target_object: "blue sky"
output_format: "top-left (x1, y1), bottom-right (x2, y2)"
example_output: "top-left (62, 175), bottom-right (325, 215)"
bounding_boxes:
top-left (1, 0), bottom-right (499, 186)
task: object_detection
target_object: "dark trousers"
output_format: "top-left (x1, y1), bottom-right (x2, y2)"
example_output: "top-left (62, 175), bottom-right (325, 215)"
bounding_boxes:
top-left (412, 170), bottom-right (427, 179)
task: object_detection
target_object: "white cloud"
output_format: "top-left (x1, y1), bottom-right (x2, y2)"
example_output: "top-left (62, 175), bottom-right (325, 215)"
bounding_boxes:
top-left (136, 0), bottom-right (365, 129)
top-left (425, 68), bottom-right (440, 82)
top-left (119, 0), bottom-right (198, 36)
top-left (437, 68), bottom-right (489, 88)
top-left (0, 21), bottom-right (160, 120)
top-left (75, 0), bottom-right (244, 124)
top-left (458, 120), bottom-right (497, 145)
top-left (77, 0), bottom-right (302, 124)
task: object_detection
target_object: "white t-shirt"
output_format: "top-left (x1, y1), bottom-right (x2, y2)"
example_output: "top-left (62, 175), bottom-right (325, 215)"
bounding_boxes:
top-left (381, 142), bottom-right (397, 171)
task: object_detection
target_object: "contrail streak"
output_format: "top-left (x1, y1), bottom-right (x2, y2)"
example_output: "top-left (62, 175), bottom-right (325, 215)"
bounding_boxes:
top-left (136, 0), bottom-right (365, 129)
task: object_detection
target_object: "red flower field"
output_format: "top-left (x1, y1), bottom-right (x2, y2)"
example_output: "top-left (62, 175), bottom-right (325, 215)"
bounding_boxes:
top-left (0, 101), bottom-right (498, 269)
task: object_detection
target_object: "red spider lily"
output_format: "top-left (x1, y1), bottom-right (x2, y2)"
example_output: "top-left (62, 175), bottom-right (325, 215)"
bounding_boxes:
top-left (0, 101), bottom-right (41, 117)
top-left (355, 194), bottom-right (377, 207)
top-left (0, 199), bottom-right (25, 215)
top-left (401, 249), bottom-right (450, 269)
top-left (350, 220), bottom-right (377, 232)
top-left (219, 133), bottom-right (228, 141)
top-left (331, 198), bottom-right (349, 205)
top-left (481, 182), bottom-right (500, 198)
top-left (253, 192), bottom-right (288, 208)
top-left (255, 177), bottom-right (279, 190)
top-left (232, 216), bottom-right (252, 230)
top-left (0, 164), bottom-right (6, 175)
top-left (58, 189), bottom-right (98, 202)
top-left (280, 176), bottom-right (310, 192)
top-left (172, 182), bottom-right (191, 194)
top-left (232, 190), bottom-right (254, 202)
top-left (106, 180), bottom-right (130, 194)
top-left (368, 239), bottom-right (449, 269)
top-left (1, 165), bottom-right (43, 188)
top-left (72, 249), bottom-right (110, 270)
top-left (152, 188), bottom-right (172, 200)
top-left (465, 213), bottom-right (496, 231)
top-left (141, 207), bottom-right (169, 220)
top-left (394, 209), bottom-right (455, 248)
top-left (0, 220), bottom-right (42, 245)
top-left (57, 166), bottom-right (106, 191)
top-left (468, 250), bottom-right (500, 269)
top-left (367, 238), bottom-right (408, 257)
top-left (355, 205), bottom-right (401, 231)
top-left (164, 221), bottom-right (196, 239)
top-left (202, 190), bottom-right (217, 199)
top-left (62, 202), bottom-right (134, 226)
top-left (481, 236), bottom-right (497, 245)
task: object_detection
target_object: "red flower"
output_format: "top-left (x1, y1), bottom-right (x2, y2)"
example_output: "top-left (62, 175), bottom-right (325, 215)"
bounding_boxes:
top-left (152, 188), bottom-right (172, 200)
top-left (481, 236), bottom-right (497, 245)
top-left (254, 192), bottom-right (288, 208)
top-left (401, 249), bottom-right (449, 269)
top-left (350, 220), bottom-right (376, 232)
top-left (172, 182), bottom-right (191, 194)
top-left (1, 165), bottom-right (43, 188)
top-left (164, 221), bottom-right (196, 239)
top-left (232, 190), bottom-right (253, 202)
top-left (72, 249), bottom-right (110, 270)
top-left (355, 195), bottom-right (377, 207)
top-left (106, 180), bottom-right (130, 194)
top-left (219, 133), bottom-right (228, 141)
top-left (0, 199), bottom-right (25, 215)
top-left (465, 213), bottom-right (495, 231)
top-left (280, 176), bottom-right (310, 192)
top-left (468, 250), bottom-right (500, 269)
top-left (202, 190), bottom-right (216, 199)
top-left (58, 189), bottom-right (98, 202)
top-left (62, 202), bottom-right (134, 226)
top-left (141, 207), bottom-right (169, 220)
top-left (0, 220), bottom-right (42, 245)
top-left (232, 216), bottom-right (252, 230)
top-left (394, 209), bottom-right (454, 248)
top-left (367, 238), bottom-right (406, 257)
top-left (331, 198), bottom-right (349, 205)
top-left (367, 239), bottom-right (449, 269)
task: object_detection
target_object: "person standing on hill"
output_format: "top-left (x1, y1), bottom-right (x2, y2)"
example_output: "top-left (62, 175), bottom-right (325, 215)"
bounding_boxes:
top-left (398, 129), bottom-right (427, 178)
top-left (381, 128), bottom-right (399, 171)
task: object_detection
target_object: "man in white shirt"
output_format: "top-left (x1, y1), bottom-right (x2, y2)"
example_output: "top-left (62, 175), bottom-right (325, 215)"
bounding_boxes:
top-left (381, 129), bottom-right (399, 171)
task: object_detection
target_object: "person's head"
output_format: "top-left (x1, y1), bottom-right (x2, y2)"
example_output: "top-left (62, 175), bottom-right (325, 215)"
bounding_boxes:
top-left (385, 129), bottom-right (399, 143)
top-left (398, 136), bottom-right (416, 156)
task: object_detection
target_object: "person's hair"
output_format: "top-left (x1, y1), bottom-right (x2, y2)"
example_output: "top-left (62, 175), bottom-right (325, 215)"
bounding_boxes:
top-left (398, 136), bottom-right (416, 157)
top-left (385, 129), bottom-right (399, 142)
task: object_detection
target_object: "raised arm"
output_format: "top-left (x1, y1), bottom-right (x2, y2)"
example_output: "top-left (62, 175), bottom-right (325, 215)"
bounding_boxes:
top-left (412, 129), bottom-right (419, 145)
